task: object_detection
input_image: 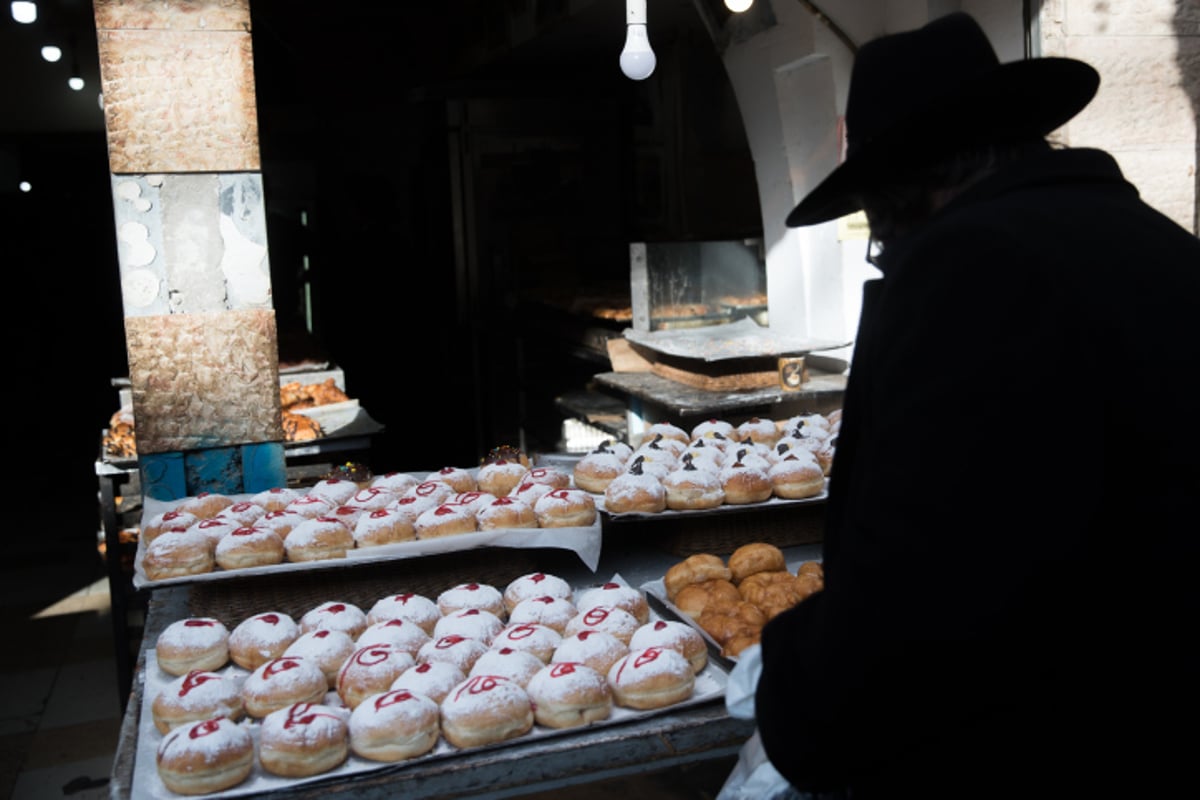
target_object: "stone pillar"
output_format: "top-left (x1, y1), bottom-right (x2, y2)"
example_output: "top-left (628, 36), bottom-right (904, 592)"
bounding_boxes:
top-left (93, 0), bottom-right (286, 500)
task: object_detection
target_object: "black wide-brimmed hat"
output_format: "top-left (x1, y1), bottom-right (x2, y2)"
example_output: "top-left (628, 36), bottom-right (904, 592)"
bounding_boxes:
top-left (785, 12), bottom-right (1100, 227)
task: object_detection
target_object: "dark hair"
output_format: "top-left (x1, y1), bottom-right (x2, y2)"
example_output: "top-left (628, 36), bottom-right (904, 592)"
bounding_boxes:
top-left (857, 137), bottom-right (1052, 246)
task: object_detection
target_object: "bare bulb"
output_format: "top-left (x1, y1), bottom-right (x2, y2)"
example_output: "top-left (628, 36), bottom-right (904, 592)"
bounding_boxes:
top-left (41, 45), bottom-right (62, 63)
top-left (724, 0), bottom-right (754, 12)
top-left (620, 23), bottom-right (656, 81)
top-left (11, 2), bottom-right (36, 24)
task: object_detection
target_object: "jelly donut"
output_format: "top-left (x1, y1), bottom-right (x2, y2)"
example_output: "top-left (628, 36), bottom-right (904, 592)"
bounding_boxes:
top-left (353, 507), bottom-right (417, 547)
top-left (156, 617), bottom-right (230, 676)
top-left (177, 492), bottom-right (235, 521)
top-left (469, 646), bottom-right (546, 688)
top-left (214, 525), bottom-right (284, 570)
top-left (228, 611), bottom-right (299, 671)
top-left (283, 516), bottom-right (354, 562)
top-left (607, 646), bottom-right (695, 710)
top-left (563, 605), bottom-right (641, 646)
top-left (349, 689), bottom-right (440, 762)
top-left (248, 486), bottom-right (300, 512)
top-left (508, 595), bottom-right (578, 635)
top-left (426, 466), bottom-right (478, 494)
top-left (434, 608), bottom-right (505, 646)
top-left (439, 674), bottom-right (533, 749)
top-left (355, 618), bottom-right (432, 658)
top-left (533, 488), bottom-right (597, 528)
top-left (526, 661), bottom-right (612, 729)
top-left (142, 529), bottom-right (214, 582)
top-left (300, 601), bottom-right (368, 640)
top-left (336, 643), bottom-right (416, 710)
top-left (259, 702), bottom-right (350, 777)
top-left (155, 716), bottom-right (253, 795)
top-left (437, 582), bottom-right (505, 619)
top-left (309, 477), bottom-right (359, 507)
top-left (629, 620), bottom-right (708, 674)
top-left (503, 572), bottom-right (574, 614)
top-left (476, 496), bottom-right (537, 531)
top-left (475, 459), bottom-right (528, 497)
top-left (241, 656), bottom-right (328, 719)
top-left (577, 582), bottom-right (650, 625)
top-left (414, 503), bottom-right (477, 539)
top-left (152, 669), bottom-right (245, 734)
top-left (490, 622), bottom-right (562, 664)
top-left (367, 593), bottom-right (440, 635)
top-left (389, 661), bottom-right (466, 705)
top-left (417, 634), bottom-right (488, 675)
top-left (283, 628), bottom-right (357, 688)
top-left (370, 471), bottom-right (420, 495)
top-left (551, 630), bottom-right (629, 677)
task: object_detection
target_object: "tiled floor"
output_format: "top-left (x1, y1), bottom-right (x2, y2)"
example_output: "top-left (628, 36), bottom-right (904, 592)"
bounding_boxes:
top-left (2, 526), bottom-right (739, 800)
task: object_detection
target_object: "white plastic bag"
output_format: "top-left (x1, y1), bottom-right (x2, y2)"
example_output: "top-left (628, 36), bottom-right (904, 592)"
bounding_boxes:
top-left (717, 644), bottom-right (798, 800)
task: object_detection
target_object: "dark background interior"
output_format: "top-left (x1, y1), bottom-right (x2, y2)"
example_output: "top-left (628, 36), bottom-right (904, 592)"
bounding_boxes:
top-left (1, 0), bottom-right (762, 540)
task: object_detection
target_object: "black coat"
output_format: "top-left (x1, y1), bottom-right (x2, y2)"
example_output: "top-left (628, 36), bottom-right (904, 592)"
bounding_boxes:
top-left (755, 148), bottom-right (1200, 799)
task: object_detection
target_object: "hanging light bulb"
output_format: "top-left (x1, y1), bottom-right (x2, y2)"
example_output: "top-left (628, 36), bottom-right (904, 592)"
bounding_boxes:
top-left (724, 0), bottom-right (754, 12)
top-left (11, 2), bottom-right (36, 24)
top-left (619, 0), bottom-right (656, 81)
top-left (41, 45), bottom-right (62, 62)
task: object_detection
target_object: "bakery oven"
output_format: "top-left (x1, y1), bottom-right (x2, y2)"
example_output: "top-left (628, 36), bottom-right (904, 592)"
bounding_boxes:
top-left (630, 239), bottom-right (767, 331)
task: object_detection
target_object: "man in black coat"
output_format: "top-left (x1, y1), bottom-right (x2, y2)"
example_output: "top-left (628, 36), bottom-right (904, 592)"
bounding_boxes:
top-left (754, 12), bottom-right (1200, 799)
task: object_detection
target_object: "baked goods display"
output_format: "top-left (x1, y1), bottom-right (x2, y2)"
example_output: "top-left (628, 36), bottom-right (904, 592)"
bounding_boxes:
top-left (657, 543), bottom-right (825, 658)
top-left (140, 572), bottom-right (728, 795)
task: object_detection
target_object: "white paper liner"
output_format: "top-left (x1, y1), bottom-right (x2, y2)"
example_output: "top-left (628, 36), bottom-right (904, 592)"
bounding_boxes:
top-left (131, 576), bottom-right (728, 799)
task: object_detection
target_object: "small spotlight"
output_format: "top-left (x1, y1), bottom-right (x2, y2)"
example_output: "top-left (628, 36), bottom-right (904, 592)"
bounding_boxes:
top-left (19, 181), bottom-right (32, 193)
top-left (68, 76), bottom-right (85, 91)
top-left (11, 2), bottom-right (36, 24)
top-left (41, 45), bottom-right (62, 62)
top-left (724, 0), bottom-right (754, 11)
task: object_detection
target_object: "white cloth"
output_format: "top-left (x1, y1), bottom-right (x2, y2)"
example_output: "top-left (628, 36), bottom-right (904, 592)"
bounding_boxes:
top-left (717, 644), bottom-right (796, 800)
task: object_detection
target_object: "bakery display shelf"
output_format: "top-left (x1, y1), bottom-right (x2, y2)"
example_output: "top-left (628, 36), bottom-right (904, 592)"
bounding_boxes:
top-left (595, 481), bottom-right (828, 523)
top-left (128, 595), bottom-right (730, 800)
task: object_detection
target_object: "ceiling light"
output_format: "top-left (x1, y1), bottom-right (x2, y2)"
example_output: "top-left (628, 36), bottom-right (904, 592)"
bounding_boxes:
top-left (41, 45), bottom-right (62, 62)
top-left (68, 76), bottom-right (85, 91)
top-left (724, 0), bottom-right (754, 12)
top-left (19, 181), bottom-right (32, 193)
top-left (11, 2), bottom-right (36, 24)
top-left (620, 0), bottom-right (656, 81)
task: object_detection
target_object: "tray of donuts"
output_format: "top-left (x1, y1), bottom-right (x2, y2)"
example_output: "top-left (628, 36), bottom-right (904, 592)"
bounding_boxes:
top-left (134, 573), bottom-right (729, 798)
top-left (640, 542), bottom-right (825, 669)
top-left (576, 412), bottom-right (839, 521)
top-left (133, 460), bottom-right (603, 589)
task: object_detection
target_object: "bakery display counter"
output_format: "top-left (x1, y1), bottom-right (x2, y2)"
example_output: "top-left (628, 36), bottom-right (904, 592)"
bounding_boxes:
top-left (593, 370), bottom-right (847, 420)
top-left (108, 540), bottom-right (813, 799)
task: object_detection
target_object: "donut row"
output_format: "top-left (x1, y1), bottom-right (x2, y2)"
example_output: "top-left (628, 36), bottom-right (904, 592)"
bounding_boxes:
top-left (575, 412), bottom-right (840, 514)
top-left (151, 574), bottom-right (708, 793)
top-left (662, 543), bottom-right (824, 658)
top-left (140, 465), bottom-right (597, 582)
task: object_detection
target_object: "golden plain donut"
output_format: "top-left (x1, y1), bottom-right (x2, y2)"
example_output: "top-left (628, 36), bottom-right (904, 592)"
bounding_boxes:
top-left (426, 466), bottom-right (478, 494)
top-left (768, 452), bottom-right (826, 499)
top-left (370, 471), bottom-right (420, 495)
top-left (526, 661), bottom-right (612, 729)
top-left (508, 595), bottom-right (578, 635)
top-left (414, 503), bottom-right (477, 539)
top-left (336, 643), bottom-right (417, 710)
top-left (300, 601), bottom-right (368, 639)
top-left (349, 689), bottom-right (440, 762)
top-left (142, 529), bottom-right (214, 582)
top-left (417, 634), bottom-right (488, 675)
top-left (603, 459), bottom-right (667, 515)
top-left (241, 656), bottom-right (328, 719)
top-left (390, 661), bottom-right (466, 705)
top-left (309, 477), bottom-right (359, 507)
top-left (607, 646), bottom-right (695, 710)
top-left (504, 571), bottom-right (574, 613)
top-left (283, 629), bottom-right (357, 688)
top-left (572, 445), bottom-right (629, 494)
top-left (672, 578), bottom-right (742, 620)
top-left (728, 542), bottom-right (787, 584)
top-left (248, 486), bottom-right (300, 512)
top-left (155, 716), bottom-right (254, 795)
top-left (177, 491), bottom-right (235, 520)
top-left (577, 582), bottom-right (650, 625)
top-left (142, 508), bottom-right (197, 545)
top-left (629, 620), bottom-right (708, 674)
top-left (491, 622), bottom-right (563, 663)
top-left (228, 611), bottom-right (299, 671)
top-left (663, 553), bottom-right (732, 600)
top-left (434, 608), bottom-right (505, 646)
top-left (533, 488), bottom-right (597, 528)
top-left (476, 496), bottom-right (537, 531)
top-left (662, 458), bottom-right (725, 510)
top-left (469, 646), bottom-right (546, 688)
top-left (440, 674), bottom-right (534, 749)
top-left (284, 516), bottom-right (354, 562)
top-left (551, 630), bottom-right (629, 677)
top-left (156, 617), bottom-right (230, 676)
top-left (437, 582), bottom-right (506, 619)
top-left (355, 619), bottom-right (432, 657)
top-left (367, 593), bottom-right (440, 634)
top-left (476, 459), bottom-right (529, 497)
top-left (259, 702), bottom-right (350, 777)
top-left (214, 525), bottom-right (284, 570)
top-left (718, 460), bottom-right (773, 505)
top-left (152, 669), bottom-right (245, 734)
top-left (564, 606), bottom-right (640, 646)
top-left (353, 507), bottom-right (417, 547)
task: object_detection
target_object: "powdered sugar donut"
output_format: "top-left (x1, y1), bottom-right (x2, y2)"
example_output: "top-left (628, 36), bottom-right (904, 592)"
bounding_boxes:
top-left (228, 611), bottom-right (299, 671)
top-left (216, 501), bottom-right (266, 528)
top-left (437, 582), bottom-right (505, 619)
top-left (355, 618), bottom-right (432, 657)
top-left (564, 606), bottom-right (640, 645)
top-left (521, 466), bottom-right (571, 489)
top-left (367, 593), bottom-right (440, 634)
top-left (629, 619), bottom-right (708, 674)
top-left (155, 716), bottom-right (253, 795)
top-left (284, 516), bottom-right (354, 562)
top-left (387, 493), bottom-right (443, 523)
top-left (718, 459), bottom-right (773, 505)
top-left (469, 646), bottom-right (545, 687)
top-left (336, 643), bottom-right (417, 710)
top-left (190, 516), bottom-right (240, 549)
top-left (503, 572), bottom-right (574, 613)
top-left (476, 496), bottom-right (537, 531)
top-left (434, 608), bottom-right (504, 645)
top-left (439, 675), bottom-right (533, 748)
top-left (156, 617), bottom-right (230, 676)
top-left (152, 669), bottom-right (245, 733)
top-left (533, 488), bottom-right (597, 528)
top-left (690, 418), bottom-right (736, 441)
top-left (417, 635), bottom-right (488, 674)
top-left (603, 458), bottom-right (667, 514)
top-left (326, 504), bottom-right (368, 530)
top-left (248, 486), bottom-right (300, 512)
top-left (508, 595), bottom-right (578, 635)
top-left (300, 601), bottom-right (368, 639)
top-left (490, 623), bottom-right (562, 663)
top-left (634, 433), bottom-right (689, 460)
top-left (214, 525), bottom-right (284, 570)
top-left (449, 491), bottom-right (497, 516)
top-left (353, 507), bottom-right (417, 547)
top-left (370, 472), bottom-right (420, 495)
top-left (142, 528), bottom-right (214, 582)
top-left (308, 478), bottom-right (359, 506)
top-left (403, 480), bottom-right (455, 507)
top-left (476, 459), bottom-right (528, 497)
top-left (283, 629), bottom-right (357, 688)
top-left (259, 702), bottom-right (350, 777)
top-left (681, 439), bottom-right (726, 472)
top-left (348, 486), bottom-right (399, 512)
top-left (662, 457), bottom-right (725, 510)
top-left (552, 630), bottom-right (629, 677)
top-left (414, 503), bottom-right (477, 539)
top-left (426, 466), bottom-right (477, 494)
top-left (768, 452), bottom-right (826, 499)
top-left (256, 509), bottom-right (307, 539)
top-left (736, 416), bottom-right (781, 446)
top-left (607, 646), bottom-right (695, 710)
top-left (508, 480), bottom-right (555, 508)
top-left (241, 656), bottom-right (328, 718)
top-left (526, 661), bottom-right (612, 729)
top-left (636, 422), bottom-right (690, 447)
top-left (284, 493), bottom-right (337, 520)
top-left (390, 661), bottom-right (465, 705)
top-left (349, 689), bottom-right (440, 762)
top-left (176, 492), bottom-right (234, 520)
top-left (577, 582), bottom-right (650, 625)
top-left (572, 445), bottom-right (629, 494)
